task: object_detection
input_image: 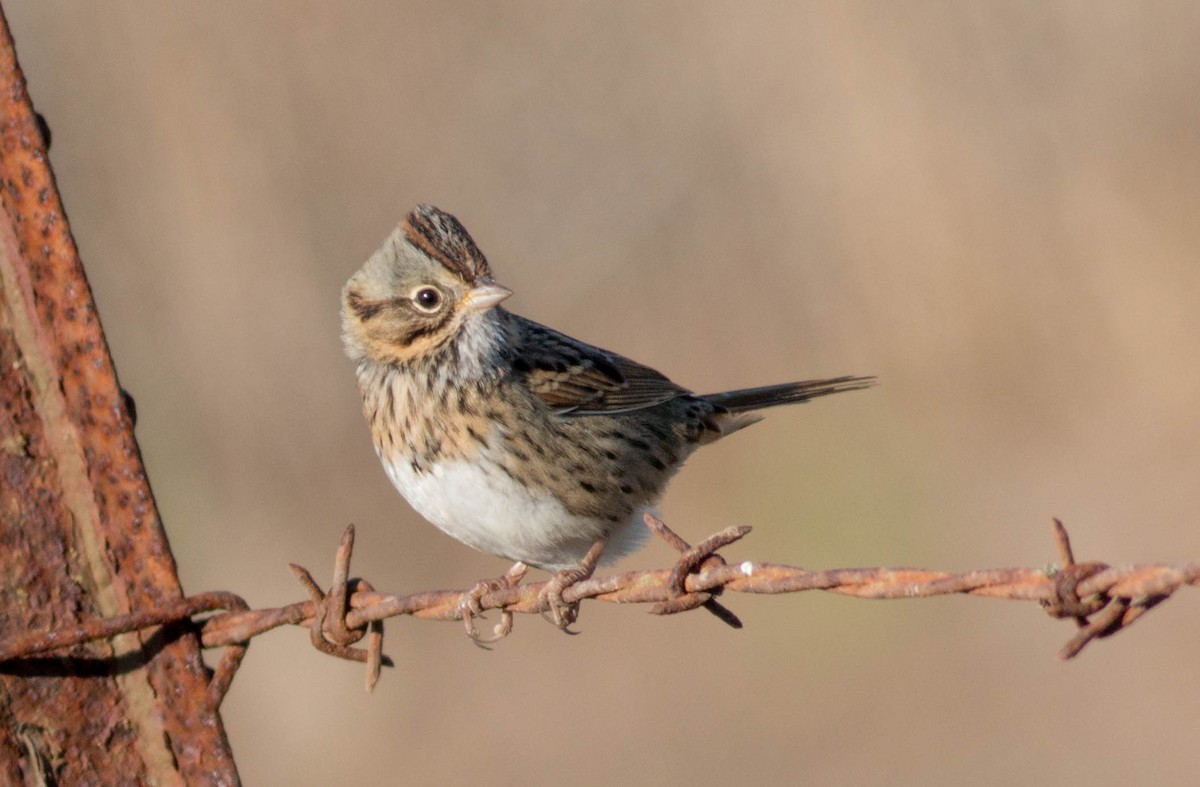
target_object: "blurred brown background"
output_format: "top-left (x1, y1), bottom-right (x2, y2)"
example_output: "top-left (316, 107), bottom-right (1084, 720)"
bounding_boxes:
top-left (8, 3), bottom-right (1200, 784)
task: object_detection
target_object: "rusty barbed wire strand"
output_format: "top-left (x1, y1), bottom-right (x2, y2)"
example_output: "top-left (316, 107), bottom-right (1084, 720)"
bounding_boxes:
top-left (0, 516), bottom-right (1197, 700)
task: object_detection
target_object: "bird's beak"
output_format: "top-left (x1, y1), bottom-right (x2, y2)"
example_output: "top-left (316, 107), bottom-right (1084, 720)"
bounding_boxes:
top-left (462, 281), bottom-right (513, 312)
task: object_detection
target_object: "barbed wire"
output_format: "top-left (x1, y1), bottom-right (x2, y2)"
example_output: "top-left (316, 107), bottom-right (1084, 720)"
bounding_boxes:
top-left (1, 516), bottom-right (1195, 706)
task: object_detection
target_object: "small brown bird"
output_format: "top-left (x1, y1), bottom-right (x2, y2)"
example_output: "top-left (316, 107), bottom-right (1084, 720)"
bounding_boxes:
top-left (342, 205), bottom-right (872, 638)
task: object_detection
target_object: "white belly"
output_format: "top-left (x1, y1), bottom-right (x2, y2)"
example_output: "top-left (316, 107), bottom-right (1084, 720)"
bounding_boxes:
top-left (381, 454), bottom-right (650, 571)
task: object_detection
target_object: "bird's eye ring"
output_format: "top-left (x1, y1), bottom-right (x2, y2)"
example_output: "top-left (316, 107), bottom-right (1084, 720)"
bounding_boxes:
top-left (412, 286), bottom-right (443, 313)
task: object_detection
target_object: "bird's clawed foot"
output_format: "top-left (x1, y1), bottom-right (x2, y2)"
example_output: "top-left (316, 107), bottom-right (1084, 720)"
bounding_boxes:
top-left (538, 536), bottom-right (607, 633)
top-left (460, 561), bottom-right (528, 647)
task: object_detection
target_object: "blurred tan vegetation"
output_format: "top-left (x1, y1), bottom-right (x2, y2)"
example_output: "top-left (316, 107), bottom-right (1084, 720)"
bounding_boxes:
top-left (7, 3), bottom-right (1200, 785)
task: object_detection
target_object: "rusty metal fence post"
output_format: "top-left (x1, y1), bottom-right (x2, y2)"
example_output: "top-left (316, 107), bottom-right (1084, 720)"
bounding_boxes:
top-left (0, 6), bottom-right (240, 784)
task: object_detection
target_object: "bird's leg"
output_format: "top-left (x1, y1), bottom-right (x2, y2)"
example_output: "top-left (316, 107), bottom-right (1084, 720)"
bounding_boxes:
top-left (460, 561), bottom-right (528, 646)
top-left (539, 536), bottom-right (607, 633)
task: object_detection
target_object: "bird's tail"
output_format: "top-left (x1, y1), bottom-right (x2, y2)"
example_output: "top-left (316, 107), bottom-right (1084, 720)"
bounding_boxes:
top-left (703, 375), bottom-right (875, 435)
top-left (705, 376), bottom-right (875, 412)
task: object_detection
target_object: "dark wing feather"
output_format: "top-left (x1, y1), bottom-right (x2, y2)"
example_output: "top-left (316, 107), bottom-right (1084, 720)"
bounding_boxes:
top-left (511, 316), bottom-right (690, 415)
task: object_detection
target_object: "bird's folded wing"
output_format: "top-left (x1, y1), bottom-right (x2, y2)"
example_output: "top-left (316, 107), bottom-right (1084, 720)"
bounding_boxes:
top-left (513, 318), bottom-right (690, 415)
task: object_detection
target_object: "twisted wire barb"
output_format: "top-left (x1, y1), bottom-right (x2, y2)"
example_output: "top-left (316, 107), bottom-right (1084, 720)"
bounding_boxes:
top-left (1, 517), bottom-right (1196, 703)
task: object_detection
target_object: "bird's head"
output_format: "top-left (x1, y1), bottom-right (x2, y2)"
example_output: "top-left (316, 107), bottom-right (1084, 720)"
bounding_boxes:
top-left (342, 204), bottom-right (512, 365)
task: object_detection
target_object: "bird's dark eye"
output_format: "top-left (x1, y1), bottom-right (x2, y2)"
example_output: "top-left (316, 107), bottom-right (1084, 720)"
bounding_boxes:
top-left (412, 286), bottom-right (443, 312)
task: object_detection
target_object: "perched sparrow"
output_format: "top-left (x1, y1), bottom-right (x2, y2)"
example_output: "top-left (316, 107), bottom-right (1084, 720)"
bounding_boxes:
top-left (342, 205), bottom-right (872, 637)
